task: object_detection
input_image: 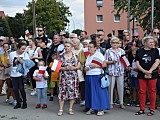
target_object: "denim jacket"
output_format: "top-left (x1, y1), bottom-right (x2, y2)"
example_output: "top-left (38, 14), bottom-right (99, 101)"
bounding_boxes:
top-left (17, 59), bottom-right (35, 76)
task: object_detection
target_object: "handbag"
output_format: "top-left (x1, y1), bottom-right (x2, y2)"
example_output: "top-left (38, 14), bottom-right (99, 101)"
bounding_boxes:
top-left (100, 72), bottom-right (110, 88)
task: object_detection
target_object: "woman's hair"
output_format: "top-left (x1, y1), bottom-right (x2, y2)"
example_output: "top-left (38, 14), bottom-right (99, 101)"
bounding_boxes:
top-left (72, 38), bottom-right (80, 44)
top-left (153, 38), bottom-right (159, 48)
top-left (142, 36), bottom-right (155, 46)
top-left (30, 38), bottom-right (38, 46)
top-left (64, 40), bottom-right (74, 47)
top-left (110, 37), bottom-right (120, 44)
top-left (89, 40), bottom-right (97, 48)
top-left (17, 42), bottom-right (26, 49)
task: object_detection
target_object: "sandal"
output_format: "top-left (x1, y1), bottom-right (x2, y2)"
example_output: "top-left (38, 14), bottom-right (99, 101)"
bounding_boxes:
top-left (69, 109), bottom-right (74, 115)
top-left (147, 110), bottom-right (154, 116)
top-left (135, 110), bottom-right (145, 115)
top-left (57, 110), bottom-right (63, 116)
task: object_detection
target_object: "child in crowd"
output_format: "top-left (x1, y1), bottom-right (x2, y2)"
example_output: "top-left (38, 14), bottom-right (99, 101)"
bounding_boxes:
top-left (33, 61), bottom-right (49, 109)
top-left (48, 53), bottom-right (60, 101)
top-left (128, 47), bottom-right (139, 106)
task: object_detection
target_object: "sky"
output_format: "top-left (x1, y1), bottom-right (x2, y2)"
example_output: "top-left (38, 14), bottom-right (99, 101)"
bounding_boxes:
top-left (0, 0), bottom-right (84, 33)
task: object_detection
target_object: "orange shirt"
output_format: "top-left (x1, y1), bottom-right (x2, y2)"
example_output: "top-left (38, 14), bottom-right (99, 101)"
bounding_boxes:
top-left (49, 62), bottom-right (59, 82)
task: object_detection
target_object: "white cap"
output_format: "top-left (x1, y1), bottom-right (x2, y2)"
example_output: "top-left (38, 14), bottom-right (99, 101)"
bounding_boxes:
top-left (0, 36), bottom-right (5, 40)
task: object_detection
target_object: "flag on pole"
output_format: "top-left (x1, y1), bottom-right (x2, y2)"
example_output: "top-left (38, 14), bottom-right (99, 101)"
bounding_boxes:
top-left (25, 29), bottom-right (30, 37)
top-left (51, 59), bottom-right (62, 72)
top-left (38, 66), bottom-right (47, 74)
top-left (91, 57), bottom-right (103, 67)
top-left (83, 48), bottom-right (90, 56)
top-left (120, 56), bottom-right (130, 68)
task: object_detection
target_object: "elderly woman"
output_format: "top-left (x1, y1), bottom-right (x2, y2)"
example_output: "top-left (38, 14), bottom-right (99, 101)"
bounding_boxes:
top-left (57, 40), bottom-right (81, 116)
top-left (85, 41), bottom-right (110, 116)
top-left (72, 38), bottom-right (86, 106)
top-left (104, 37), bottom-right (126, 109)
top-left (135, 36), bottom-right (159, 116)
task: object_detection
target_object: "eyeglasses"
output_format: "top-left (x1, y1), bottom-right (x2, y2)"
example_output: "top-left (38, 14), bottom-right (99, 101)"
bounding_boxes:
top-left (133, 36), bottom-right (138, 38)
top-left (70, 37), bottom-right (75, 39)
top-left (38, 30), bottom-right (43, 32)
top-left (153, 32), bottom-right (160, 35)
top-left (98, 34), bottom-right (103, 36)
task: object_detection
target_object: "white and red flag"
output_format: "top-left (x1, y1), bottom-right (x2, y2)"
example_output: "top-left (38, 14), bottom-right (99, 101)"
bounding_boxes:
top-left (51, 59), bottom-right (62, 72)
top-left (91, 57), bottom-right (103, 67)
top-left (38, 66), bottom-right (47, 74)
top-left (83, 48), bottom-right (90, 56)
top-left (120, 56), bottom-right (130, 68)
top-left (25, 29), bottom-right (30, 37)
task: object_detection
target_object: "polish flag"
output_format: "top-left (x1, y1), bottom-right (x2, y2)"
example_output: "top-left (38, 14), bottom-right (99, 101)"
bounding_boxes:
top-left (51, 59), bottom-right (62, 72)
top-left (120, 56), bottom-right (130, 68)
top-left (38, 66), bottom-right (47, 74)
top-left (83, 48), bottom-right (90, 56)
top-left (25, 29), bottom-right (30, 37)
top-left (91, 57), bottom-right (103, 67)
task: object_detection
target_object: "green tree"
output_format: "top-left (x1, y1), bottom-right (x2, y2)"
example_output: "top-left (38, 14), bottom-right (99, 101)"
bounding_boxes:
top-left (0, 17), bottom-right (12, 37)
top-left (6, 13), bottom-right (25, 38)
top-left (114, 0), bottom-right (160, 30)
top-left (24, 0), bottom-right (72, 38)
top-left (72, 29), bottom-right (82, 36)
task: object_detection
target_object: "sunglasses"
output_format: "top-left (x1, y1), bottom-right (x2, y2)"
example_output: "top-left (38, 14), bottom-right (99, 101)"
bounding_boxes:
top-left (111, 42), bottom-right (119, 44)
top-left (133, 36), bottom-right (138, 38)
top-left (38, 30), bottom-right (43, 32)
top-left (153, 32), bottom-right (160, 35)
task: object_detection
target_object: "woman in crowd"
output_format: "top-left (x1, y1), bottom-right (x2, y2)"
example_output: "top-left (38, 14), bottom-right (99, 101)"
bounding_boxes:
top-left (57, 40), bottom-right (81, 116)
top-left (85, 41), bottom-right (110, 116)
top-left (135, 36), bottom-right (159, 116)
top-left (72, 38), bottom-right (86, 106)
top-left (9, 42), bottom-right (30, 109)
top-left (104, 37), bottom-right (126, 109)
top-left (26, 38), bottom-right (42, 96)
top-left (0, 43), bottom-right (12, 100)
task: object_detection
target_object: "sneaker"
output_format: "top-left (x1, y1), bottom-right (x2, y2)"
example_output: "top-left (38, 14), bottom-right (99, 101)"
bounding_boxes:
top-left (30, 90), bottom-right (37, 96)
top-left (114, 100), bottom-right (120, 105)
top-left (5, 99), bottom-right (9, 103)
top-left (36, 104), bottom-right (41, 108)
top-left (127, 101), bottom-right (137, 106)
top-left (9, 100), bottom-right (17, 106)
top-left (97, 111), bottom-right (104, 116)
top-left (42, 104), bottom-right (47, 109)
top-left (80, 101), bottom-right (85, 106)
top-left (86, 109), bottom-right (95, 115)
top-left (49, 97), bottom-right (53, 101)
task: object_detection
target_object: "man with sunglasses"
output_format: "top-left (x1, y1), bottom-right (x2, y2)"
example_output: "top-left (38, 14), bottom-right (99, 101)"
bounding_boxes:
top-left (36, 26), bottom-right (48, 46)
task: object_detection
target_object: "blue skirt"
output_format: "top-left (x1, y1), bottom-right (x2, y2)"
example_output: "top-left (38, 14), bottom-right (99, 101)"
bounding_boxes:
top-left (85, 75), bottom-right (110, 110)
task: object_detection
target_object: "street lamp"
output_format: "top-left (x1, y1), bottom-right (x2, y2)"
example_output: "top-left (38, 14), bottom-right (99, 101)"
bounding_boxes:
top-left (32, 0), bottom-right (36, 38)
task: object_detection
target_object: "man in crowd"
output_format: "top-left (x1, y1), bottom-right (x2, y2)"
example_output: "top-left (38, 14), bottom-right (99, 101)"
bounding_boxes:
top-left (80, 31), bottom-right (88, 42)
top-left (36, 26), bottom-right (48, 45)
top-left (97, 30), bottom-right (107, 52)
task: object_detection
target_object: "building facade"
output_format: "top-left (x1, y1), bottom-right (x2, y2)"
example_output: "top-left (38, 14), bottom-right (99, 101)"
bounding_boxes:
top-left (84, 0), bottom-right (144, 39)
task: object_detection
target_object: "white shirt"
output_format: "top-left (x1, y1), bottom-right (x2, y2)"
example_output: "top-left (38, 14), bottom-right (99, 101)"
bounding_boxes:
top-left (130, 59), bottom-right (138, 77)
top-left (85, 51), bottom-right (104, 75)
top-left (33, 70), bottom-right (49, 88)
top-left (9, 51), bottom-right (30, 77)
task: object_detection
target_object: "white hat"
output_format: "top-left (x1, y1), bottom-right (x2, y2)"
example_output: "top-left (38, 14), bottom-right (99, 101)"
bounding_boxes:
top-left (0, 36), bottom-right (5, 40)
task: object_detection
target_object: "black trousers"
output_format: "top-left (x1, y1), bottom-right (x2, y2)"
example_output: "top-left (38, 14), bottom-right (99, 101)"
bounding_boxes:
top-left (11, 77), bottom-right (26, 105)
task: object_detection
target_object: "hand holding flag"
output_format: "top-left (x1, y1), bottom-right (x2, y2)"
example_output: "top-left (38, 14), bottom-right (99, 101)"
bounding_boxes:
top-left (51, 60), bottom-right (62, 72)
top-left (38, 66), bottom-right (47, 74)
top-left (120, 55), bottom-right (130, 68)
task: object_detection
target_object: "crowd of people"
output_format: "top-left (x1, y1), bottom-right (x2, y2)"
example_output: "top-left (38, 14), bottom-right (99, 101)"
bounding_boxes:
top-left (0, 27), bottom-right (160, 117)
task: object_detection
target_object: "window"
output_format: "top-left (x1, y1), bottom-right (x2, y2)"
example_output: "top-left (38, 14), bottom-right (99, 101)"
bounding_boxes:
top-left (114, 0), bottom-right (119, 4)
top-left (97, 29), bottom-right (103, 33)
top-left (97, 0), bottom-right (103, 7)
top-left (97, 15), bottom-right (103, 22)
top-left (114, 14), bottom-right (120, 22)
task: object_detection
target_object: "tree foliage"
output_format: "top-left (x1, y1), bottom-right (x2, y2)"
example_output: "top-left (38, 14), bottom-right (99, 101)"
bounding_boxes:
top-left (72, 29), bottom-right (82, 36)
top-left (6, 13), bottom-right (25, 38)
top-left (24, 0), bottom-right (72, 38)
top-left (0, 17), bottom-right (12, 36)
top-left (114, 0), bottom-right (160, 30)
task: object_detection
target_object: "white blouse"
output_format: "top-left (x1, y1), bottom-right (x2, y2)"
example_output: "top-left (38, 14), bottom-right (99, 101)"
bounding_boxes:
top-left (85, 51), bottom-right (104, 75)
